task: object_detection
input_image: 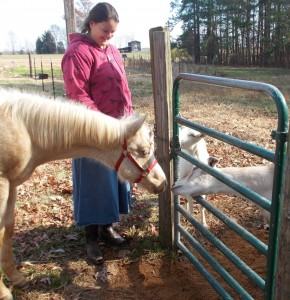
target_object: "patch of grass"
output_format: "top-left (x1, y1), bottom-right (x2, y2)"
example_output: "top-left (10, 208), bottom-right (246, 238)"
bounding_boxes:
top-left (1, 81), bottom-right (37, 89)
top-left (178, 77), bottom-right (286, 115)
top-left (216, 66), bottom-right (290, 79)
top-left (4, 66), bottom-right (30, 76)
top-left (130, 235), bottom-right (162, 259)
top-left (129, 75), bottom-right (153, 98)
top-left (214, 67), bottom-right (290, 101)
top-left (0, 54), bottom-right (64, 98)
top-left (126, 51), bottom-right (150, 59)
top-left (50, 270), bottom-right (72, 288)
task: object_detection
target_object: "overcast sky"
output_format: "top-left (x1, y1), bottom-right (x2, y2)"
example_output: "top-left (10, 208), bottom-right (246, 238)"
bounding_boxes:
top-left (0, 0), bottom-right (181, 52)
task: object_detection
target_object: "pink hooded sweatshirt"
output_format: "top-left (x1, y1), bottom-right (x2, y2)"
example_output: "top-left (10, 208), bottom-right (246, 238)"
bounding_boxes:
top-left (61, 33), bottom-right (133, 118)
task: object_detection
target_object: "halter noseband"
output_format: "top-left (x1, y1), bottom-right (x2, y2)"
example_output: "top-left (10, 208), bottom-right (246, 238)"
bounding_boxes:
top-left (114, 141), bottom-right (158, 183)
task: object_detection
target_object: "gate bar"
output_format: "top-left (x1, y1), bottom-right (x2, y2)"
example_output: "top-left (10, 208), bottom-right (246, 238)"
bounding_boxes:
top-left (175, 117), bottom-right (275, 162)
top-left (177, 149), bottom-right (272, 212)
top-left (177, 198), bottom-right (267, 255)
top-left (174, 73), bottom-right (288, 129)
top-left (177, 241), bottom-right (234, 299)
top-left (177, 204), bottom-right (265, 290)
top-left (178, 225), bottom-right (254, 299)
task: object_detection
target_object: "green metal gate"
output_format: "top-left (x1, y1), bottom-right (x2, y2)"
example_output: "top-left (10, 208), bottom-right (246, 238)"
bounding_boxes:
top-left (172, 73), bottom-right (288, 299)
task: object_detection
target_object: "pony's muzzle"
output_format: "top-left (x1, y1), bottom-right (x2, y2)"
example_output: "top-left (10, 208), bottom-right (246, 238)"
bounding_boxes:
top-left (154, 178), bottom-right (167, 194)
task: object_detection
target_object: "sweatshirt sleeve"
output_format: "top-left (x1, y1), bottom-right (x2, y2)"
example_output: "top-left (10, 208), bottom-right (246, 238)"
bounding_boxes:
top-left (62, 51), bottom-right (99, 111)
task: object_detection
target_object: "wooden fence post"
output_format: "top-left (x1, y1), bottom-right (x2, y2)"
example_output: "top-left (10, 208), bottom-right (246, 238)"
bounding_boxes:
top-left (149, 27), bottom-right (174, 248)
top-left (28, 52), bottom-right (32, 78)
top-left (63, 0), bottom-right (76, 45)
top-left (274, 135), bottom-right (290, 299)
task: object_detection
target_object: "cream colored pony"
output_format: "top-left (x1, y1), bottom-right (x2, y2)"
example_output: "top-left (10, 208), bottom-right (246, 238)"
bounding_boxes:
top-left (0, 88), bottom-right (167, 299)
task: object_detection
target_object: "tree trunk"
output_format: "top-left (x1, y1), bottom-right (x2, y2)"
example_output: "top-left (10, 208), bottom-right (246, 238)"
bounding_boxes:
top-left (63, 0), bottom-right (76, 44)
top-left (263, 0), bottom-right (271, 66)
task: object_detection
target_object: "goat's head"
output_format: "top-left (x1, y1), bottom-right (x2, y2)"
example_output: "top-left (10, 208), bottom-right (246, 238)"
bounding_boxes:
top-left (179, 126), bottom-right (205, 151)
top-left (172, 156), bottom-right (219, 196)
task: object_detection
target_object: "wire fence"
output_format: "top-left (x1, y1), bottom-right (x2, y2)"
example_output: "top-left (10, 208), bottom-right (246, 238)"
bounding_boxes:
top-left (0, 53), bottom-right (218, 99)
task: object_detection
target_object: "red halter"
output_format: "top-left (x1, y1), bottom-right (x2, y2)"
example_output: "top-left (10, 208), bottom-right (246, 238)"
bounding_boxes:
top-left (115, 141), bottom-right (158, 183)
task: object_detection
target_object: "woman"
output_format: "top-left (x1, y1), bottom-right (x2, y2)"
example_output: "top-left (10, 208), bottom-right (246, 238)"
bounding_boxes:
top-left (61, 2), bottom-right (133, 265)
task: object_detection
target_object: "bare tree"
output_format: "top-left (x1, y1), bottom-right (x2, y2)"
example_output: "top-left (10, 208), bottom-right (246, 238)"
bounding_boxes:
top-left (24, 40), bottom-right (34, 53)
top-left (8, 31), bottom-right (17, 55)
top-left (75, 0), bottom-right (93, 30)
top-left (50, 24), bottom-right (67, 52)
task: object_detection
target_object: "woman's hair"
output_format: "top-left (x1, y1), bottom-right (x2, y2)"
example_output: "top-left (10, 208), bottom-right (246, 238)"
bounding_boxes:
top-left (81, 2), bottom-right (119, 33)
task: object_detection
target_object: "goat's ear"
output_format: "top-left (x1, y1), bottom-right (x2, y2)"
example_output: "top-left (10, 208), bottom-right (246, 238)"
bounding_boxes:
top-left (208, 156), bottom-right (219, 167)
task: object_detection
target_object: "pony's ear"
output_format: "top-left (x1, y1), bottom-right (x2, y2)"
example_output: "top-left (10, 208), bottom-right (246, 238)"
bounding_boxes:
top-left (125, 114), bottom-right (147, 137)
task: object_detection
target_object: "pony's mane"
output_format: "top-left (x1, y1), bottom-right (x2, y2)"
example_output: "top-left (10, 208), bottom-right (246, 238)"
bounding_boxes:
top-left (0, 88), bottom-right (138, 150)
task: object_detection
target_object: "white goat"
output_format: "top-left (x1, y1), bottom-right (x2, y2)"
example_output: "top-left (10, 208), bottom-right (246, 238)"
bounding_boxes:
top-left (178, 126), bottom-right (211, 226)
top-left (172, 161), bottom-right (274, 223)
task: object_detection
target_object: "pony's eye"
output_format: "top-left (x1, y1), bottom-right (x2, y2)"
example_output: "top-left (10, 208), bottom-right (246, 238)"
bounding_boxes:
top-left (142, 149), bottom-right (150, 156)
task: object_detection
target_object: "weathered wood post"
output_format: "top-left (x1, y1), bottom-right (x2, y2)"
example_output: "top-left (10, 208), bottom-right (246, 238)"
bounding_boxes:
top-left (149, 27), bottom-right (174, 248)
top-left (63, 0), bottom-right (76, 44)
top-left (274, 138), bottom-right (290, 299)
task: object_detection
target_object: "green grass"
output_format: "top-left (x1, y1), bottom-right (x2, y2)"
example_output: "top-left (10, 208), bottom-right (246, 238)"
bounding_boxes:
top-left (128, 74), bottom-right (153, 98)
top-left (217, 66), bottom-right (290, 79)
top-left (215, 66), bottom-right (290, 99)
top-left (50, 271), bottom-right (72, 288)
top-left (0, 54), bottom-right (65, 97)
top-left (177, 66), bottom-right (290, 112)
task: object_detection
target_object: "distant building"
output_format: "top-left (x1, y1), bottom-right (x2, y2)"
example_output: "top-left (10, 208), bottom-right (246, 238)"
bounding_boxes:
top-left (118, 40), bottom-right (141, 53)
top-left (128, 41), bottom-right (141, 51)
top-left (118, 46), bottom-right (132, 53)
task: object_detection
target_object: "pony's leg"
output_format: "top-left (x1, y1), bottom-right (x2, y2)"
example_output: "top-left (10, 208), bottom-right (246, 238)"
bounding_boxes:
top-left (0, 179), bottom-right (14, 299)
top-left (0, 185), bottom-right (27, 289)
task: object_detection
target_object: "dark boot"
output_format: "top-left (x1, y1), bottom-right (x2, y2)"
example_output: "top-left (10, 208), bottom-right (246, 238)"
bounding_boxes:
top-left (85, 225), bottom-right (103, 265)
top-left (99, 224), bottom-right (127, 246)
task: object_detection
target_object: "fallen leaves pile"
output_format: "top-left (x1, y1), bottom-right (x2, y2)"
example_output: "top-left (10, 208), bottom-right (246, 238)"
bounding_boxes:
top-left (15, 159), bottom-right (74, 231)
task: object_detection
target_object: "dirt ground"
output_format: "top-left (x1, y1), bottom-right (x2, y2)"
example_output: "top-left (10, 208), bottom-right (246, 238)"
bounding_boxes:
top-left (13, 193), bottom-right (268, 300)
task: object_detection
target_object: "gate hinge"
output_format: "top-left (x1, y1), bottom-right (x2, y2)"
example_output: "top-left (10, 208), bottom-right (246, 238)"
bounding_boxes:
top-left (170, 136), bottom-right (181, 151)
top-left (271, 131), bottom-right (288, 143)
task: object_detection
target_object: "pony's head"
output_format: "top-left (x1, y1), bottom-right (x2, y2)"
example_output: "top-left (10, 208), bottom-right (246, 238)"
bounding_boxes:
top-left (115, 114), bottom-right (167, 194)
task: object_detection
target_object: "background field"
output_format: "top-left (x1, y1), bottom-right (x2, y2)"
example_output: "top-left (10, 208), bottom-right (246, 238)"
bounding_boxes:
top-left (0, 54), bottom-right (289, 299)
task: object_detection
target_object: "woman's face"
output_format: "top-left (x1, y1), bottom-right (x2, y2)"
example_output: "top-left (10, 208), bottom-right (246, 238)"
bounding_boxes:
top-left (89, 19), bottom-right (118, 47)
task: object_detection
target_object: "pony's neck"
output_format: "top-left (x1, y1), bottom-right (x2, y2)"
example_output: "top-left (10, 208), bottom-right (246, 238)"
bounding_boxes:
top-left (36, 144), bottom-right (122, 170)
